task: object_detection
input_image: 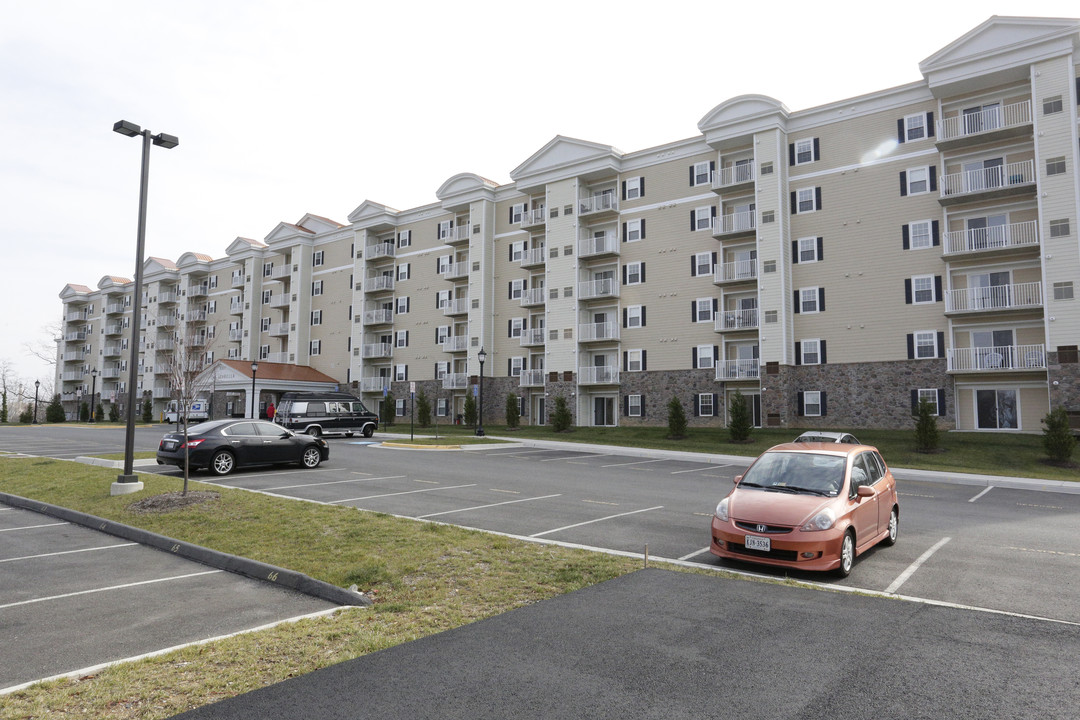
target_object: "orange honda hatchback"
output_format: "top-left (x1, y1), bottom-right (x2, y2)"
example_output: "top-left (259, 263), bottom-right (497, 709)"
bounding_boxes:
top-left (710, 442), bottom-right (899, 577)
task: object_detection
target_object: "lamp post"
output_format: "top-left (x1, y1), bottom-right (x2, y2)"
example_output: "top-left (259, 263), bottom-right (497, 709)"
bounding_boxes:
top-left (475, 347), bottom-right (486, 437)
top-left (112, 120), bottom-right (179, 495)
top-left (33, 380), bottom-right (40, 424)
top-left (90, 368), bottom-right (98, 423)
top-left (250, 361), bottom-right (259, 419)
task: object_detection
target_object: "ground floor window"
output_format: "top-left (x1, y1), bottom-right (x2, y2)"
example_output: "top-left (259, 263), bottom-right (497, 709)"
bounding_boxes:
top-left (976, 389), bottom-right (1016, 429)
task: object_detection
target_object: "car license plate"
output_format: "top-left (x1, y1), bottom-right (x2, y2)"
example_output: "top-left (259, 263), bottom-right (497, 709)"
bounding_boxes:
top-left (163, 441), bottom-right (177, 451)
top-left (745, 535), bottom-right (770, 552)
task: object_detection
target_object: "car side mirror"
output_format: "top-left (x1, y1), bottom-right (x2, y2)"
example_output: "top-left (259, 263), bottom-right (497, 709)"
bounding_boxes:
top-left (733, 474), bottom-right (743, 485)
top-left (280, 432), bottom-right (291, 439)
top-left (856, 485), bottom-right (875, 498)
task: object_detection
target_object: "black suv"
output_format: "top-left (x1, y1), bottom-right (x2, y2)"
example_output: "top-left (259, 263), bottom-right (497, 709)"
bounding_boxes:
top-left (274, 392), bottom-right (379, 438)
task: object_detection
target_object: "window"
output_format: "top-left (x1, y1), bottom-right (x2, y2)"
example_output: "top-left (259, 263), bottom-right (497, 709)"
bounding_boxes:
top-left (764, 310), bottom-right (778, 324)
top-left (207, 300), bottom-right (217, 314)
top-left (510, 203), bottom-right (526, 224)
top-left (309, 340), bottom-right (321, 356)
top-left (761, 210), bottom-right (775, 224)
top-left (311, 310), bottom-right (322, 326)
top-left (395, 398), bottom-right (406, 417)
top-left (694, 345), bottom-right (715, 369)
top-left (312, 280), bottom-right (323, 296)
top-left (438, 220), bottom-right (453, 240)
top-left (624, 218), bottom-right (644, 242)
top-left (436, 398), bottom-right (449, 417)
top-left (259, 344), bottom-right (269, 359)
top-left (396, 296), bottom-right (410, 314)
top-left (913, 330), bottom-right (937, 359)
top-left (917, 388), bottom-right (939, 415)
top-left (906, 167), bottom-right (929, 195)
top-left (509, 357), bottom-right (524, 377)
top-left (911, 275), bottom-right (935, 304)
top-left (697, 393), bottom-right (714, 417)
top-left (509, 318), bottom-right (524, 338)
top-left (1049, 219), bottom-right (1070, 238)
top-left (791, 138), bottom-right (818, 165)
top-left (435, 326), bottom-right (450, 345)
top-left (627, 394), bottom-right (642, 417)
top-left (796, 287), bottom-right (822, 314)
top-left (312, 250), bottom-right (324, 267)
top-left (397, 230), bottom-right (411, 248)
top-left (693, 252), bottom-right (714, 277)
top-left (792, 187), bottom-right (820, 214)
top-left (623, 177), bottom-right (644, 200)
top-left (624, 262), bottom-right (645, 285)
top-left (1043, 96), bottom-right (1063, 115)
top-left (693, 206), bottom-right (714, 231)
top-left (800, 339), bottom-right (821, 365)
top-left (395, 364), bottom-right (408, 382)
top-left (509, 241), bottom-right (525, 262)
top-left (902, 112), bottom-right (935, 142)
top-left (794, 237), bottom-right (822, 264)
top-left (1047, 157), bottom-right (1066, 176)
top-left (626, 349), bottom-right (643, 372)
top-left (626, 306), bottom-right (644, 329)
top-left (1054, 282), bottom-right (1074, 300)
top-left (261, 289), bottom-right (272, 304)
top-left (802, 391), bottom-right (823, 417)
top-left (760, 161), bottom-right (774, 175)
top-left (263, 262), bottom-right (273, 277)
top-left (907, 220), bottom-right (933, 250)
top-left (694, 298), bottom-right (715, 323)
top-left (260, 317), bottom-right (271, 332)
top-left (690, 160), bottom-right (713, 187)
top-left (396, 263), bottom-right (410, 281)
top-left (509, 279), bottom-right (525, 300)
top-left (763, 260), bottom-right (776, 273)
top-left (208, 276), bottom-right (218, 289)
top-left (395, 330), bottom-right (409, 347)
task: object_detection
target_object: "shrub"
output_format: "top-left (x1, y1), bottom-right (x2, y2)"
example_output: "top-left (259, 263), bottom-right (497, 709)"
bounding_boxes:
top-left (46, 395), bottom-right (65, 423)
top-left (19, 408), bottom-right (32, 424)
top-left (380, 392), bottom-right (396, 427)
top-left (416, 392), bottom-right (432, 428)
top-left (463, 395), bottom-right (477, 427)
top-left (142, 396), bottom-right (153, 423)
top-left (1042, 406), bottom-right (1077, 464)
top-left (551, 396), bottom-right (573, 432)
top-left (96, 403), bottom-right (105, 422)
top-left (505, 393), bottom-right (520, 429)
top-left (728, 390), bottom-right (752, 443)
top-left (79, 402), bottom-right (89, 422)
top-left (109, 403), bottom-right (120, 422)
top-left (914, 398), bottom-right (939, 452)
top-left (667, 396), bottom-right (687, 440)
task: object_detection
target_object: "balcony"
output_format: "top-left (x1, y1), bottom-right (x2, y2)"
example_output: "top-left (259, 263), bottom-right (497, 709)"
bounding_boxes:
top-left (442, 335), bottom-right (469, 352)
top-left (229, 329), bottom-right (244, 342)
top-left (156, 338), bottom-right (176, 351)
top-left (714, 308), bottom-right (759, 332)
top-left (441, 261), bottom-right (469, 281)
top-left (943, 220), bottom-right (1038, 257)
top-left (578, 278), bottom-right (619, 301)
top-left (519, 369), bottom-right (545, 388)
top-left (105, 302), bottom-right (126, 315)
top-left (936, 101), bottom-right (1032, 150)
top-left (711, 164), bottom-right (755, 193)
top-left (63, 331), bottom-right (86, 342)
top-left (269, 264), bottom-right (293, 281)
top-left (945, 282), bottom-right (1042, 315)
top-left (104, 323), bottom-right (124, 335)
top-left (364, 275), bottom-right (395, 293)
top-left (578, 231), bottom-right (619, 259)
top-left (948, 344), bottom-right (1046, 373)
top-left (520, 288), bottom-right (546, 307)
top-left (443, 298), bottom-right (469, 316)
top-left (187, 283), bottom-right (209, 297)
top-left (264, 352), bottom-right (290, 363)
top-left (152, 386), bottom-right (173, 399)
top-left (578, 322), bottom-right (619, 343)
top-left (442, 373), bottom-right (468, 390)
top-left (520, 247), bottom-right (546, 268)
top-left (520, 328), bottom-right (545, 347)
top-left (231, 274), bottom-right (245, 288)
top-left (939, 160), bottom-right (1035, 206)
top-left (360, 377), bottom-right (391, 393)
top-left (268, 293), bottom-right (291, 308)
top-left (267, 322), bottom-right (291, 336)
top-left (187, 310), bottom-right (207, 322)
top-left (103, 344), bottom-right (123, 357)
top-left (157, 315), bottom-right (177, 328)
top-left (230, 299), bottom-right (245, 315)
top-left (579, 365), bottom-right (620, 385)
top-left (439, 225), bottom-right (471, 245)
top-left (365, 242), bottom-right (396, 262)
top-left (61, 371), bottom-right (83, 382)
top-left (362, 343), bottom-right (393, 359)
top-left (158, 290), bottom-right (178, 304)
top-left (101, 367), bottom-right (122, 380)
top-left (712, 211), bottom-right (756, 238)
top-left (65, 310), bottom-right (87, 322)
top-left (363, 308), bottom-right (394, 326)
top-left (714, 260), bottom-right (758, 285)
top-left (578, 193), bottom-right (618, 220)
top-left (62, 351), bottom-right (85, 362)
top-left (716, 359), bottom-right (760, 380)
top-left (61, 392), bottom-right (78, 402)
top-left (520, 207), bottom-right (546, 229)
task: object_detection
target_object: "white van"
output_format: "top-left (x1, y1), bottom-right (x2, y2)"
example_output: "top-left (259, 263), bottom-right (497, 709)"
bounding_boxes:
top-left (164, 399), bottom-right (210, 423)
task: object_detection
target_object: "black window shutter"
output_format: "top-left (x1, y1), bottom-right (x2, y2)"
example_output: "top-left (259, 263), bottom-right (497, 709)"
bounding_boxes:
top-left (641, 218), bottom-right (646, 238)
top-left (795, 343), bottom-right (802, 366)
top-left (690, 210), bottom-right (696, 232)
top-left (642, 350), bottom-right (647, 371)
top-left (712, 298), bottom-right (718, 316)
top-left (691, 302), bottom-right (696, 323)
top-left (690, 256), bottom-right (697, 277)
top-left (910, 389), bottom-right (919, 413)
top-left (621, 181), bottom-right (627, 200)
top-left (791, 240), bottom-right (799, 263)
top-left (641, 263), bottom-right (646, 283)
top-left (790, 191), bottom-right (796, 214)
top-left (815, 187), bottom-right (822, 210)
top-left (711, 251), bottom-right (717, 270)
top-left (710, 161), bottom-right (715, 178)
top-left (902, 224), bottom-right (910, 250)
top-left (711, 206), bottom-right (717, 221)
top-left (623, 308), bottom-right (628, 328)
top-left (641, 394), bottom-right (646, 415)
top-left (937, 388), bottom-right (946, 416)
top-left (937, 331), bottom-right (945, 358)
top-left (797, 391), bottom-right (805, 416)
top-left (692, 347), bottom-right (698, 369)
top-left (927, 112), bottom-right (935, 137)
top-left (905, 278), bottom-right (913, 304)
top-left (907, 334), bottom-right (915, 359)
top-left (404, 366), bottom-right (408, 382)
top-left (509, 206), bottom-right (513, 223)
top-left (623, 351), bottom-right (628, 372)
top-left (693, 395), bottom-right (699, 417)
top-left (934, 276), bottom-right (943, 302)
top-left (793, 290), bottom-right (801, 313)
top-left (813, 138), bottom-right (820, 161)
top-left (622, 222), bottom-right (627, 242)
top-left (507, 319), bottom-right (512, 337)
top-left (900, 171), bottom-right (908, 197)
top-left (818, 287), bottom-right (826, 312)
top-left (434, 328), bottom-right (439, 344)
top-left (508, 282), bottom-right (513, 299)
top-left (641, 307), bottom-right (647, 327)
top-left (929, 166), bottom-right (937, 192)
top-left (623, 395), bottom-right (629, 417)
top-left (820, 392), bottom-right (827, 417)
top-left (820, 340), bottom-right (827, 364)
top-left (932, 220), bottom-right (940, 246)
top-left (897, 118), bottom-right (906, 144)
top-left (622, 265), bottom-right (627, 285)
top-left (788, 143), bottom-right (795, 166)
top-left (689, 166), bottom-right (695, 186)
top-left (817, 237), bottom-right (824, 261)
top-left (641, 178), bottom-right (645, 196)
top-left (507, 359), bottom-right (511, 376)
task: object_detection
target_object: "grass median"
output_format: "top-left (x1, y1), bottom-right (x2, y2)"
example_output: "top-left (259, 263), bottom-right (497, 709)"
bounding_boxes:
top-left (0, 457), bottom-right (641, 720)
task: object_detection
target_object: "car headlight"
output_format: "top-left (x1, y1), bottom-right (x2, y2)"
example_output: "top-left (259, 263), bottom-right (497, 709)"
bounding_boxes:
top-left (715, 497), bottom-right (730, 522)
top-left (800, 507), bottom-right (836, 532)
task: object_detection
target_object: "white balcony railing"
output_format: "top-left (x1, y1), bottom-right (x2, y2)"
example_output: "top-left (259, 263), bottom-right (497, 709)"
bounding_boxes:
top-left (578, 193), bottom-right (618, 216)
top-left (713, 211), bottom-right (756, 235)
top-left (716, 359), bottom-right (761, 380)
top-left (65, 311), bottom-right (87, 322)
top-left (158, 290), bottom-right (178, 304)
top-left (520, 247), bottom-right (546, 267)
top-left (156, 315), bottom-right (177, 327)
top-left (264, 352), bottom-right (290, 363)
top-left (520, 288), bottom-right (546, 307)
top-left (365, 275), bottom-right (395, 292)
top-left (61, 371), bottom-right (83, 382)
top-left (270, 264), bottom-right (292, 280)
top-left (62, 351), bottom-right (85, 362)
top-left (519, 369), bottom-right (545, 387)
top-left (578, 322), bottom-right (619, 342)
top-left (228, 329), bottom-right (244, 341)
top-left (104, 323), bottom-right (124, 335)
top-left (945, 281), bottom-right (1042, 313)
top-left (442, 335), bottom-right (469, 352)
top-left (63, 331), bottom-right (86, 342)
top-left (103, 344), bottom-right (123, 356)
top-left (443, 298), bottom-right (469, 316)
top-left (269, 293), bottom-right (290, 308)
top-left (153, 387), bottom-right (174, 399)
top-left (441, 262), bottom-right (469, 280)
top-left (578, 278), bottom-right (619, 300)
top-left (520, 207), bottom-right (546, 227)
top-left (187, 283), bottom-right (209, 297)
top-left (943, 220), bottom-right (1039, 255)
top-left (442, 373), bottom-right (468, 390)
top-left (937, 101), bottom-right (1032, 142)
top-left (714, 308), bottom-right (759, 332)
top-left (714, 260), bottom-right (758, 283)
top-left (520, 328), bottom-right (546, 347)
top-left (711, 164), bottom-right (755, 189)
top-left (365, 242), bottom-right (396, 261)
top-left (156, 338), bottom-right (176, 351)
top-left (362, 343), bottom-right (393, 359)
top-left (230, 300), bottom-right (245, 314)
top-left (268, 322), bottom-right (291, 336)
top-left (231, 274), bottom-right (245, 288)
top-left (439, 225), bottom-right (470, 243)
top-left (364, 309), bottom-right (394, 325)
top-left (105, 303), bottom-right (126, 315)
top-left (948, 344), bottom-right (1046, 372)
top-left (101, 368), bottom-right (122, 380)
top-left (579, 366), bottom-right (620, 385)
top-left (360, 377), bottom-right (391, 393)
top-left (187, 310), bottom-right (207, 322)
top-left (578, 231), bottom-right (619, 258)
top-left (940, 160), bottom-right (1035, 198)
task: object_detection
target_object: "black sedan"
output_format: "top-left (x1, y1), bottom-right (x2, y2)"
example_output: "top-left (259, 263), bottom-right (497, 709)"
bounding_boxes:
top-left (156, 419), bottom-right (329, 476)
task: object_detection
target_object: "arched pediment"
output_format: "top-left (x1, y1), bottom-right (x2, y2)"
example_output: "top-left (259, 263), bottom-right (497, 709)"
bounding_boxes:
top-left (697, 95), bottom-right (789, 134)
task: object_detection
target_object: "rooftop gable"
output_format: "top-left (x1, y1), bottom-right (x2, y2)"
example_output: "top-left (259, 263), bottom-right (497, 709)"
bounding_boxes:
top-left (510, 136), bottom-right (623, 191)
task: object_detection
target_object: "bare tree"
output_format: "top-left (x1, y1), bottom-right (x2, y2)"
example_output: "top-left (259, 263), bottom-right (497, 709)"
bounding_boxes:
top-left (23, 320), bottom-right (63, 370)
top-left (164, 325), bottom-right (221, 495)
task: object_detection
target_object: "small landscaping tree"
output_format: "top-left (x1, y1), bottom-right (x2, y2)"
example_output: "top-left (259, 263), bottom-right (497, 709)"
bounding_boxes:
top-left (1, 390), bottom-right (8, 423)
top-left (46, 394), bottom-right (65, 423)
top-left (96, 403), bottom-right (105, 423)
top-left (505, 392), bottom-right (520, 429)
top-left (415, 392), bottom-right (432, 428)
top-left (142, 395), bottom-right (153, 423)
top-left (914, 397), bottom-right (939, 453)
top-left (463, 394), bottom-right (477, 427)
top-left (19, 408), bottom-right (32, 424)
top-left (728, 390), bottom-right (752, 443)
top-left (1042, 406), bottom-right (1076, 465)
top-left (551, 395), bottom-right (573, 432)
top-left (108, 403), bottom-right (120, 422)
top-left (667, 396), bottom-right (687, 440)
top-left (380, 392), bottom-right (396, 427)
top-left (79, 401), bottom-right (89, 421)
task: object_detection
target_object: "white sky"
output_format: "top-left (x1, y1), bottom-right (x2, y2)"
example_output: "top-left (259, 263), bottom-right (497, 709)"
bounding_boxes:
top-left (2, 1), bottom-right (1077, 387)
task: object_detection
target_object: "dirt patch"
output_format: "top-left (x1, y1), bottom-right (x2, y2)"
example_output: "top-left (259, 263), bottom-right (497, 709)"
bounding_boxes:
top-left (128, 491), bottom-right (220, 515)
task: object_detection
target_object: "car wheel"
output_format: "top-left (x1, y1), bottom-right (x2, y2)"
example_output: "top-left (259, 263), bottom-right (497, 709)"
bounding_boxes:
top-left (302, 446), bottom-right (322, 469)
top-left (307, 426), bottom-right (322, 438)
top-left (362, 425), bottom-right (374, 438)
top-left (210, 450), bottom-right (235, 476)
top-left (836, 531), bottom-right (855, 578)
top-left (883, 507), bottom-right (899, 546)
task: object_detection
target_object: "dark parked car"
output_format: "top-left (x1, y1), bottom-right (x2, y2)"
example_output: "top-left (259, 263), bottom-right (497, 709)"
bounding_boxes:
top-left (156, 419), bottom-right (329, 476)
top-left (273, 391), bottom-right (379, 438)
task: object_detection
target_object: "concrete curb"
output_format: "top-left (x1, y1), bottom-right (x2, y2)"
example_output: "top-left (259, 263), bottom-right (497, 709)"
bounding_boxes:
top-left (75, 456), bottom-right (159, 469)
top-left (0, 492), bottom-right (371, 607)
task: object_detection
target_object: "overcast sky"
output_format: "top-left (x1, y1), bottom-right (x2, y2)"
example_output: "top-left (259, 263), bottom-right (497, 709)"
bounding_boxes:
top-left (2, 1), bottom-right (1077, 386)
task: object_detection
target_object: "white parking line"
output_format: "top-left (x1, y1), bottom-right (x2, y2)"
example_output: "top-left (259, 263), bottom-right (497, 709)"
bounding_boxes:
top-left (331, 483), bottom-right (477, 504)
top-left (261, 475), bottom-right (406, 491)
top-left (0, 570), bottom-right (223, 610)
top-left (601, 459), bottom-right (665, 468)
top-left (679, 547), bottom-right (712, 561)
top-left (885, 537), bottom-right (951, 594)
top-left (0, 522), bottom-right (69, 533)
top-left (539, 453), bottom-right (607, 462)
top-left (472, 449), bottom-right (550, 456)
top-left (969, 486), bottom-right (994, 503)
top-left (670, 465), bottom-right (728, 475)
top-left (0, 543), bottom-right (138, 564)
top-left (417, 494), bottom-right (562, 519)
top-left (530, 506), bottom-right (664, 538)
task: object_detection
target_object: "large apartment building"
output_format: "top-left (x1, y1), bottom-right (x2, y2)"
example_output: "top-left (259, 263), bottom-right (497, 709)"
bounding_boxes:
top-left (58, 16), bottom-right (1080, 433)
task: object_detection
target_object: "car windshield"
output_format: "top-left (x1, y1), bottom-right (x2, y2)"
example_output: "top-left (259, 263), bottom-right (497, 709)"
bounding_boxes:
top-left (185, 421), bottom-right (221, 435)
top-left (741, 451), bottom-right (846, 496)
